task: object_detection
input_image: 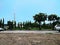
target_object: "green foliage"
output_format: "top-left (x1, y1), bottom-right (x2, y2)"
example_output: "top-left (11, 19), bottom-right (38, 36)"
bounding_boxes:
top-left (7, 21), bottom-right (13, 30)
top-left (48, 14), bottom-right (57, 21)
top-left (0, 19), bottom-right (4, 28)
top-left (33, 13), bottom-right (47, 30)
top-left (41, 24), bottom-right (52, 29)
top-left (13, 13), bottom-right (60, 30)
top-left (0, 19), bottom-right (2, 27)
top-left (48, 14), bottom-right (58, 29)
top-left (23, 21), bottom-right (32, 30)
top-left (1, 12), bottom-right (60, 30)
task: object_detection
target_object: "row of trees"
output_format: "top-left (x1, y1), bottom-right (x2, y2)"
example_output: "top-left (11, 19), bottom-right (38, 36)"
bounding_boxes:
top-left (33, 13), bottom-right (60, 30)
top-left (7, 13), bottom-right (60, 30)
top-left (7, 21), bottom-right (16, 30)
top-left (0, 13), bottom-right (60, 30)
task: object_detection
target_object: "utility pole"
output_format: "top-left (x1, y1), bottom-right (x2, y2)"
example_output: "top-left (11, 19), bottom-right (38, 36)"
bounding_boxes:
top-left (13, 8), bottom-right (16, 22)
top-left (13, 9), bottom-right (16, 29)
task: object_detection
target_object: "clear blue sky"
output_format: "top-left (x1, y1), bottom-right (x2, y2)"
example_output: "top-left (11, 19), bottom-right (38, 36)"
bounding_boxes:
top-left (0, 0), bottom-right (60, 23)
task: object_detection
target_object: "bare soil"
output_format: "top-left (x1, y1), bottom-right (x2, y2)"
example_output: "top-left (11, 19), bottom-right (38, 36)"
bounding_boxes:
top-left (0, 33), bottom-right (60, 45)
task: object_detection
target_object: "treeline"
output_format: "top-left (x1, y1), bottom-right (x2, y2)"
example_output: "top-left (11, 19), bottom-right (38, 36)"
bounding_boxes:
top-left (0, 13), bottom-right (60, 30)
top-left (33, 13), bottom-right (60, 30)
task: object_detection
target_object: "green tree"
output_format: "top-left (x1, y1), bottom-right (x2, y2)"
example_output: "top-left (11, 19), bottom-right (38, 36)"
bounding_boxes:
top-left (18, 22), bottom-right (20, 28)
top-left (20, 22), bottom-right (22, 29)
top-left (18, 22), bottom-right (22, 29)
top-left (48, 14), bottom-right (57, 23)
top-left (7, 21), bottom-right (13, 30)
top-left (0, 19), bottom-right (2, 27)
top-left (48, 14), bottom-right (57, 29)
top-left (57, 17), bottom-right (60, 22)
top-left (2, 18), bottom-right (4, 28)
top-left (33, 13), bottom-right (47, 30)
top-left (13, 21), bottom-right (16, 29)
top-left (31, 22), bottom-right (39, 28)
top-left (23, 21), bottom-right (32, 30)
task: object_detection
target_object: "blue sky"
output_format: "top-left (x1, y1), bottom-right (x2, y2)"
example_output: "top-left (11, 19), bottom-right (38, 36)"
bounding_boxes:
top-left (0, 0), bottom-right (60, 23)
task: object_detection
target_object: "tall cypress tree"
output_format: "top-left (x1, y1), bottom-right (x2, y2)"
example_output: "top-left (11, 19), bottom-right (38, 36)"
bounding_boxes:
top-left (2, 18), bottom-right (4, 28)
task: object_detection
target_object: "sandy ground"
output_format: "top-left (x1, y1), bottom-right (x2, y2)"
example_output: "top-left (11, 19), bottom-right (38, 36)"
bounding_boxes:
top-left (0, 33), bottom-right (60, 45)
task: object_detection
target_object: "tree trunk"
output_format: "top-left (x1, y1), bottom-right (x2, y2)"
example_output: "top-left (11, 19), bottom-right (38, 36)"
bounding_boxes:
top-left (39, 22), bottom-right (41, 30)
top-left (52, 20), bottom-right (55, 30)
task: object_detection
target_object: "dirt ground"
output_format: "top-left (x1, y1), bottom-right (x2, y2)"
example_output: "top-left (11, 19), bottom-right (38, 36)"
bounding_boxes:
top-left (0, 33), bottom-right (60, 45)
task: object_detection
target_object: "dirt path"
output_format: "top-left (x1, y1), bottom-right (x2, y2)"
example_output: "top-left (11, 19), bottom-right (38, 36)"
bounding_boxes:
top-left (0, 33), bottom-right (60, 45)
top-left (0, 30), bottom-right (58, 34)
